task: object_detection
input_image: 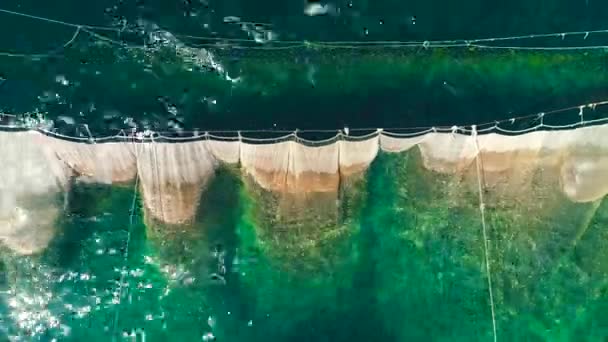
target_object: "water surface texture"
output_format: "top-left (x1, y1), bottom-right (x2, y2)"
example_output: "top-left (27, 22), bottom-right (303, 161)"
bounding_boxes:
top-left (2, 0), bottom-right (608, 132)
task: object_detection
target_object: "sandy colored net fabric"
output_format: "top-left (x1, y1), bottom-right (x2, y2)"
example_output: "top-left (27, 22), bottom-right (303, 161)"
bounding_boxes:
top-left (239, 138), bottom-right (343, 263)
top-left (1, 125), bottom-right (605, 246)
top-left (0, 131), bottom-right (69, 255)
top-left (379, 133), bottom-right (427, 153)
top-left (47, 137), bottom-right (137, 184)
top-left (2, 122), bottom-right (608, 340)
top-left (136, 140), bottom-right (217, 225)
top-left (236, 137), bottom-right (369, 341)
top-left (207, 139), bottom-right (240, 165)
top-left (338, 134), bottom-right (379, 176)
top-left (240, 139), bottom-right (339, 193)
top-left (473, 124), bottom-right (608, 339)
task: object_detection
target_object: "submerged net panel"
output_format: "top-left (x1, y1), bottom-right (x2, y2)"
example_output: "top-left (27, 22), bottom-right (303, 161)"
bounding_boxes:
top-left (368, 132), bottom-right (495, 340)
top-left (47, 137), bottom-right (137, 184)
top-left (207, 139), bottom-right (240, 165)
top-left (474, 124), bottom-right (608, 339)
top-left (235, 160), bottom-right (367, 342)
top-left (416, 131), bottom-right (478, 174)
top-left (124, 166), bottom-right (244, 340)
top-left (0, 131), bottom-right (69, 255)
top-left (291, 141), bottom-right (339, 193)
top-left (0, 179), bottom-right (141, 340)
top-left (472, 124), bottom-right (608, 202)
top-left (379, 133), bottom-right (428, 153)
top-left (2, 122), bottom-right (608, 339)
top-left (338, 134), bottom-right (379, 176)
top-left (239, 141), bottom-right (291, 192)
top-left (238, 139), bottom-right (342, 272)
top-left (240, 140), bottom-right (341, 193)
top-left (0, 132), bottom-right (145, 340)
top-left (136, 140), bottom-right (217, 225)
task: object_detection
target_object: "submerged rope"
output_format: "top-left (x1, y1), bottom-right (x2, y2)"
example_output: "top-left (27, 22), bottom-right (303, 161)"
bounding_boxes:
top-left (111, 134), bottom-right (140, 341)
top-left (472, 125), bottom-right (498, 342)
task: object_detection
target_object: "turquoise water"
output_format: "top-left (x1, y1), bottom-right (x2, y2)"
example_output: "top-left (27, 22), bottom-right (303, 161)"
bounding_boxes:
top-left (2, 149), bottom-right (608, 341)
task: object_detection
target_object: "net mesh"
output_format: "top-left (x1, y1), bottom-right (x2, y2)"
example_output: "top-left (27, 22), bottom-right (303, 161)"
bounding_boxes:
top-left (1, 117), bottom-right (608, 340)
top-left (0, 131), bottom-right (68, 255)
top-left (136, 140), bottom-right (217, 225)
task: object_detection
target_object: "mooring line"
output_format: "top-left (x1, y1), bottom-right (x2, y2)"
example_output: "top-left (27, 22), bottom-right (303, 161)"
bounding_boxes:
top-left (472, 125), bottom-right (498, 342)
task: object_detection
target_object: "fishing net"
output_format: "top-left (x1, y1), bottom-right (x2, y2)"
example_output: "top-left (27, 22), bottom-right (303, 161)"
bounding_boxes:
top-left (0, 114), bottom-right (607, 340)
top-left (0, 131), bottom-right (141, 340)
top-left (371, 130), bottom-right (492, 340)
top-left (478, 125), bottom-right (608, 340)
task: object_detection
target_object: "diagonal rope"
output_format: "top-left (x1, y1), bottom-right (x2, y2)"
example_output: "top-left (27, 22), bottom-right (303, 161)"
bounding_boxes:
top-left (472, 125), bottom-right (498, 342)
top-left (0, 8), bottom-right (115, 31)
top-left (0, 25), bottom-right (81, 58)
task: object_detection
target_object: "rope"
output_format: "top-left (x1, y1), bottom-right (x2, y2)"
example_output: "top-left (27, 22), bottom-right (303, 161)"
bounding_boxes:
top-left (2, 98), bottom-right (608, 143)
top-left (239, 132), bottom-right (295, 143)
top-left (0, 8), bottom-right (116, 31)
top-left (472, 125), bottom-right (498, 342)
top-left (493, 126), bottom-right (539, 134)
top-left (468, 44), bottom-right (608, 51)
top-left (0, 26), bottom-right (81, 58)
top-left (111, 134), bottom-right (140, 341)
top-left (340, 129), bottom-right (381, 141)
top-left (206, 133), bottom-right (241, 141)
top-left (4, 8), bottom-right (608, 52)
top-left (381, 128), bottom-right (435, 138)
top-left (295, 133), bottom-right (341, 146)
top-left (28, 28), bottom-right (608, 53)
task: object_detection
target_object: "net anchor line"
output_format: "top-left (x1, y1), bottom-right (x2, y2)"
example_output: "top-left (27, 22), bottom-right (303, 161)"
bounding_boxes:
top-left (3, 98), bottom-right (608, 142)
top-left (293, 128), bottom-right (301, 144)
top-left (82, 123), bottom-right (95, 143)
top-left (5, 7), bottom-right (608, 50)
top-left (472, 125), bottom-right (498, 342)
top-left (111, 134), bottom-right (140, 341)
top-left (295, 133), bottom-right (340, 145)
top-left (0, 25), bottom-right (81, 58)
top-left (538, 112), bottom-right (545, 129)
